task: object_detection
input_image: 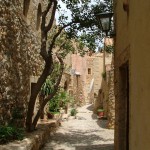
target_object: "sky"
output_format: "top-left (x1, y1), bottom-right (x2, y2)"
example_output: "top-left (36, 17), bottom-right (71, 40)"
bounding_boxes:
top-left (55, 1), bottom-right (71, 25)
top-left (55, 0), bottom-right (101, 25)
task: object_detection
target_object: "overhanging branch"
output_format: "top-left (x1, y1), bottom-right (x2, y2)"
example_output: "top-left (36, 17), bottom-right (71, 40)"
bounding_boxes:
top-left (41, 0), bottom-right (53, 30)
top-left (45, 0), bottom-right (58, 32)
top-left (32, 54), bottom-right (63, 127)
top-left (48, 22), bottom-right (76, 52)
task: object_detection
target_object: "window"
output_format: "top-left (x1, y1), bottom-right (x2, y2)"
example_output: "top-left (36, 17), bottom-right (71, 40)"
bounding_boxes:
top-left (36, 3), bottom-right (42, 30)
top-left (23, 0), bottom-right (30, 17)
top-left (88, 68), bottom-right (91, 74)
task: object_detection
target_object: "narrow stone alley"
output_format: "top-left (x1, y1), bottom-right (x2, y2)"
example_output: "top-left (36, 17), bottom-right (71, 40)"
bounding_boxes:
top-left (42, 104), bottom-right (114, 150)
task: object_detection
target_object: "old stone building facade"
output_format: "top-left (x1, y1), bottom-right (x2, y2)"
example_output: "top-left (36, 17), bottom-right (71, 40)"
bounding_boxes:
top-left (93, 52), bottom-right (104, 112)
top-left (114, 0), bottom-right (150, 150)
top-left (107, 64), bottom-right (115, 129)
top-left (95, 53), bottom-right (115, 128)
top-left (0, 0), bottom-right (49, 126)
top-left (93, 39), bottom-right (115, 129)
top-left (67, 52), bottom-right (96, 106)
top-left (70, 53), bottom-right (87, 105)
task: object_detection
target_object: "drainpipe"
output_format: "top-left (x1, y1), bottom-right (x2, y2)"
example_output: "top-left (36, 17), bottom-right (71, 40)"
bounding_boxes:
top-left (103, 38), bottom-right (106, 73)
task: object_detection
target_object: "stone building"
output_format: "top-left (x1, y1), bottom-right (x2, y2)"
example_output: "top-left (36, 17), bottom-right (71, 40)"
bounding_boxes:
top-left (67, 51), bottom-right (96, 106)
top-left (107, 63), bottom-right (115, 129)
top-left (114, 0), bottom-right (150, 150)
top-left (69, 47), bottom-right (115, 126)
top-left (70, 53), bottom-right (87, 105)
top-left (93, 38), bottom-right (115, 129)
top-left (86, 55), bottom-right (95, 104)
top-left (0, 0), bottom-right (49, 126)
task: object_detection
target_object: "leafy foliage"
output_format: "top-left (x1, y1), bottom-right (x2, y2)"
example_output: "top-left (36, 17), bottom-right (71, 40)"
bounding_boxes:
top-left (40, 62), bottom-right (62, 96)
top-left (49, 95), bottom-right (60, 112)
top-left (41, 79), bottom-right (53, 96)
top-left (58, 90), bottom-right (73, 108)
top-left (49, 89), bottom-right (73, 112)
top-left (0, 126), bottom-right (24, 144)
top-left (12, 108), bottom-right (24, 120)
top-left (97, 108), bottom-right (104, 112)
top-left (105, 45), bottom-right (114, 53)
top-left (56, 0), bottom-right (114, 51)
top-left (70, 108), bottom-right (77, 116)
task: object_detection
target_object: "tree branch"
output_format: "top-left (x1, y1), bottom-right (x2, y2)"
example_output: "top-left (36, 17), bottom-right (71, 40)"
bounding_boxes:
top-left (48, 22), bottom-right (75, 52)
top-left (40, 0), bottom-right (54, 61)
top-left (57, 41), bottom-right (66, 52)
top-left (41, 0), bottom-right (53, 30)
top-left (45, 0), bottom-right (58, 32)
top-left (32, 54), bottom-right (64, 128)
top-left (46, 54), bottom-right (64, 98)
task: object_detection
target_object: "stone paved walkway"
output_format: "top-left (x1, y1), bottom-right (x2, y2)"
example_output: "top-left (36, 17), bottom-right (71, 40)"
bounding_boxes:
top-left (41, 104), bottom-right (114, 150)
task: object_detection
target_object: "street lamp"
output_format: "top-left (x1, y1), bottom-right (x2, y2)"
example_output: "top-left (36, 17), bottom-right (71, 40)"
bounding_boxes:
top-left (95, 12), bottom-right (114, 74)
top-left (95, 12), bottom-right (114, 36)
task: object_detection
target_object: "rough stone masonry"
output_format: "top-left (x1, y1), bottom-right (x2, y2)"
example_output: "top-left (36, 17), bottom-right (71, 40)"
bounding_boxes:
top-left (0, 0), bottom-right (44, 127)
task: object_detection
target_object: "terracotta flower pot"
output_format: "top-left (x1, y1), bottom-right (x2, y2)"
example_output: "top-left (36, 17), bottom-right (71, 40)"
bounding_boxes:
top-left (98, 111), bottom-right (104, 118)
top-left (97, 109), bottom-right (104, 118)
top-left (47, 112), bottom-right (54, 119)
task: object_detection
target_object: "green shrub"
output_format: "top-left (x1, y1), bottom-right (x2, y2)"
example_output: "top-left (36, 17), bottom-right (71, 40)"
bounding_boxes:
top-left (70, 108), bottom-right (77, 116)
top-left (0, 125), bottom-right (25, 144)
top-left (49, 89), bottom-right (73, 112)
top-left (12, 108), bottom-right (24, 119)
top-left (97, 109), bottom-right (104, 112)
top-left (49, 95), bottom-right (60, 112)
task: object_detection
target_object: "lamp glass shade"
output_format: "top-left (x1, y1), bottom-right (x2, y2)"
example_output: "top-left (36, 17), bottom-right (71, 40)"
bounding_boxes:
top-left (95, 12), bottom-right (113, 34)
top-left (100, 17), bottom-right (110, 31)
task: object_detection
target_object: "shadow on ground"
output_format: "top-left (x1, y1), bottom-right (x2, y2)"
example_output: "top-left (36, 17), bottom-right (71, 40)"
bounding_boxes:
top-left (76, 144), bottom-right (114, 150)
top-left (91, 112), bottom-right (108, 129)
top-left (46, 129), bottom-right (113, 146)
top-left (86, 104), bottom-right (94, 111)
top-left (96, 118), bottom-right (109, 129)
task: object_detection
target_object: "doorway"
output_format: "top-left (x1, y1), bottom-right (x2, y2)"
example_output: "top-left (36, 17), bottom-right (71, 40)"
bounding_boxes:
top-left (118, 63), bottom-right (129, 150)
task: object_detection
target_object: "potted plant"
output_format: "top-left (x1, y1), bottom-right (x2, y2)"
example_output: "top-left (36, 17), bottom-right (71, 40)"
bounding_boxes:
top-left (48, 94), bottom-right (60, 119)
top-left (97, 108), bottom-right (104, 118)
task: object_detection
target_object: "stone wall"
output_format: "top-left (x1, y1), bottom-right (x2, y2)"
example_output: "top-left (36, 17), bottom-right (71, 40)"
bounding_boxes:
top-left (71, 54), bottom-right (87, 105)
top-left (93, 53), bottom-right (103, 96)
top-left (0, 0), bottom-right (43, 126)
top-left (107, 66), bottom-right (115, 129)
top-left (93, 52), bottom-right (104, 113)
top-left (86, 56), bottom-right (95, 104)
top-left (72, 75), bottom-right (85, 106)
top-left (92, 51), bottom-right (115, 129)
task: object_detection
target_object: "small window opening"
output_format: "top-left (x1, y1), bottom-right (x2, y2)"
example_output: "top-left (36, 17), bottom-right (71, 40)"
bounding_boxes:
top-left (36, 3), bottom-right (42, 30)
top-left (88, 68), bottom-right (91, 74)
top-left (23, 0), bottom-right (30, 17)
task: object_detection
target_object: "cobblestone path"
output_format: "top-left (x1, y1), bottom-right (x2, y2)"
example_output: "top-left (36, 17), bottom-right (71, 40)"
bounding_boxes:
top-left (42, 104), bottom-right (114, 150)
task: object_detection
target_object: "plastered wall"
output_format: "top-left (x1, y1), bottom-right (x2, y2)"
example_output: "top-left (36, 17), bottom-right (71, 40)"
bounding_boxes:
top-left (115, 0), bottom-right (150, 149)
